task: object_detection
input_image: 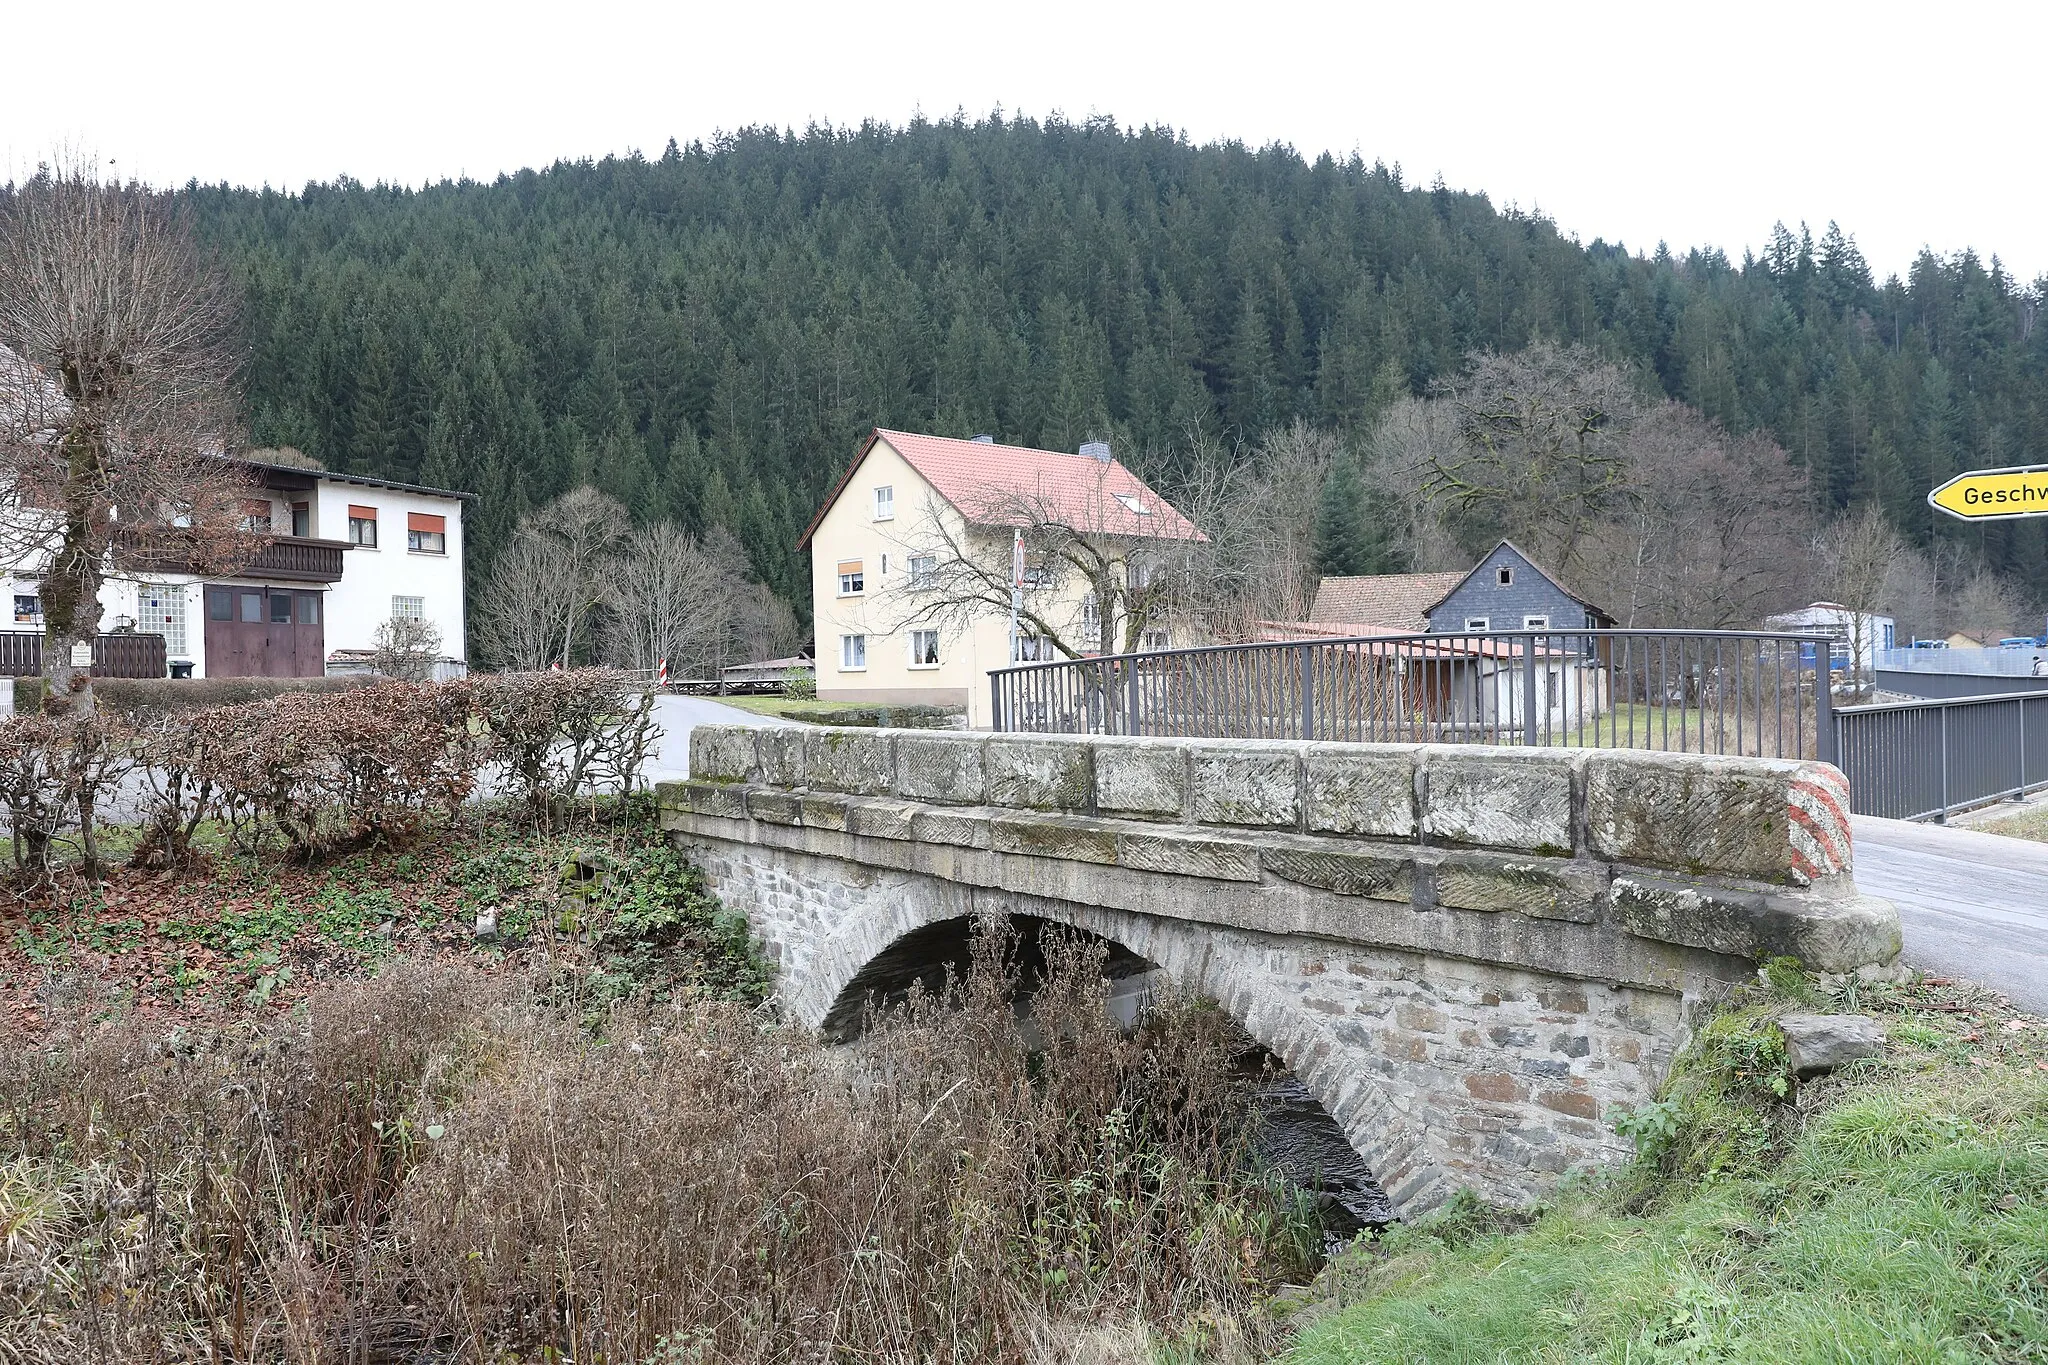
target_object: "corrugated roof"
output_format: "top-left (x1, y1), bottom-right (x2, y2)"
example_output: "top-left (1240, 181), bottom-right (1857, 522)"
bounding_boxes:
top-left (797, 428), bottom-right (1202, 549)
top-left (1309, 571), bottom-right (1467, 631)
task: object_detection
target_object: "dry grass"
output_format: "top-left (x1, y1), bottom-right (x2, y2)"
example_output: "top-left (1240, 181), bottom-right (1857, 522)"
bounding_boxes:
top-left (1981, 800), bottom-right (2048, 845)
top-left (0, 922), bottom-right (1315, 1362)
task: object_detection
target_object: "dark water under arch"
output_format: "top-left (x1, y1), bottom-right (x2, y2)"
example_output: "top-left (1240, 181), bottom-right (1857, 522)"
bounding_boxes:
top-left (821, 912), bottom-right (1394, 1235)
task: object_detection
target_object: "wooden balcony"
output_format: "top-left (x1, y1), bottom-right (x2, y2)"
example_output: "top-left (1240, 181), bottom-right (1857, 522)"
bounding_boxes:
top-left (244, 536), bottom-right (349, 583)
top-left (114, 533), bottom-right (350, 583)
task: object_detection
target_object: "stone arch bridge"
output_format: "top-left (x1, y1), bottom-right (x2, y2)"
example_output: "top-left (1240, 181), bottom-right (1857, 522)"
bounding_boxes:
top-left (662, 725), bottom-right (1900, 1217)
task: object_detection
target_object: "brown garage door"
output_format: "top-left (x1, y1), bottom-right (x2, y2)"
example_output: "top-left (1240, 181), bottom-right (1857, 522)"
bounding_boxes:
top-left (203, 586), bottom-right (327, 678)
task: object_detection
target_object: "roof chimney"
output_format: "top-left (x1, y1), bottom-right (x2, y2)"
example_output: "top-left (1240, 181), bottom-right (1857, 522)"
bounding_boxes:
top-left (970, 433), bottom-right (994, 444)
top-left (1078, 440), bottom-right (1112, 463)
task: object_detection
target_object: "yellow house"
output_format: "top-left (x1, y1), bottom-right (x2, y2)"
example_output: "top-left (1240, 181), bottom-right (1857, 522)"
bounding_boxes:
top-left (797, 429), bottom-right (1203, 728)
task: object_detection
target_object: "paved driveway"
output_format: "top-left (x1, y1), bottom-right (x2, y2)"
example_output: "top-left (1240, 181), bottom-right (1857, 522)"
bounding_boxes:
top-left (1855, 815), bottom-right (2048, 1012)
top-left (646, 694), bottom-right (801, 784)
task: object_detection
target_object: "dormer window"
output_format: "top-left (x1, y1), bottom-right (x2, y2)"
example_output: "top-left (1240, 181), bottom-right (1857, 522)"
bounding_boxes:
top-left (1497, 566), bottom-right (1514, 586)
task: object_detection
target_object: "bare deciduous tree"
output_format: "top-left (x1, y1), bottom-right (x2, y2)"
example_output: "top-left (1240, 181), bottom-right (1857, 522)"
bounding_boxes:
top-left (1577, 402), bottom-right (1812, 627)
top-left (475, 486), bottom-right (629, 669)
top-left (1359, 395), bottom-right (1493, 574)
top-left (1416, 341), bottom-right (1641, 580)
top-left (0, 164), bottom-right (257, 715)
top-left (1879, 536), bottom-right (2027, 646)
top-left (372, 616), bottom-right (445, 681)
top-left (1815, 503), bottom-right (1908, 696)
top-left (607, 523), bottom-right (794, 683)
top-left (1187, 419), bottom-right (1342, 633)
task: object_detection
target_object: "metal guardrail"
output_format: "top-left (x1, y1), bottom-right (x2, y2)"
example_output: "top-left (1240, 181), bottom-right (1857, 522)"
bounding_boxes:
top-left (991, 630), bottom-right (1838, 761)
top-left (1832, 691), bottom-right (2048, 821)
top-left (1875, 645), bottom-right (2048, 678)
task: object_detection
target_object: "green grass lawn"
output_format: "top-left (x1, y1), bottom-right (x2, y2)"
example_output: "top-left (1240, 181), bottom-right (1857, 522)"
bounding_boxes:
top-left (716, 694), bottom-right (857, 719)
top-left (1544, 702), bottom-right (1817, 758)
top-left (713, 694), bottom-right (965, 726)
top-left (1286, 974), bottom-right (2048, 1364)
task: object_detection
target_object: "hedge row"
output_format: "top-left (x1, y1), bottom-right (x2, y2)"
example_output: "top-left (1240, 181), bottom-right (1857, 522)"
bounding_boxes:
top-left (0, 670), bottom-right (657, 875)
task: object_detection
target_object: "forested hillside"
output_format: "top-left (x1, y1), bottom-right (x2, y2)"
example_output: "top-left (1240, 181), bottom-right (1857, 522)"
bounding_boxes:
top-left (185, 114), bottom-right (2048, 618)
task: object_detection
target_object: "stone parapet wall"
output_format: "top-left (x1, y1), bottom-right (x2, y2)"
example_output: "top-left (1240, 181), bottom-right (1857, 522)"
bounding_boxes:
top-left (665, 724), bottom-right (1901, 1217)
top-left (680, 833), bottom-right (1674, 1215)
top-left (682, 725), bottom-right (1897, 976)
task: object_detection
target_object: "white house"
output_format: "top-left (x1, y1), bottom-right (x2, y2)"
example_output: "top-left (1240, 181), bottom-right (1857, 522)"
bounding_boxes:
top-left (1763, 602), bottom-right (1896, 676)
top-left (0, 456), bottom-right (471, 679)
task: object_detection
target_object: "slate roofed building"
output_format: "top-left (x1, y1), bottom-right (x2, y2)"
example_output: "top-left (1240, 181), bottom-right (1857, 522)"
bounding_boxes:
top-left (1309, 541), bottom-right (1614, 637)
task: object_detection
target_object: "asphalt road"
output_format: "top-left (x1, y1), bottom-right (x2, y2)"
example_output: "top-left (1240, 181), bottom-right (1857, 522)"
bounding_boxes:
top-left (1854, 815), bottom-right (2048, 1012)
top-left (645, 693), bottom-right (801, 784)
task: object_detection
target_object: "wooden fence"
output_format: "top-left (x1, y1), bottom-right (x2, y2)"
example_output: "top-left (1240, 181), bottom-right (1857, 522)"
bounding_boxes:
top-left (0, 632), bottom-right (169, 679)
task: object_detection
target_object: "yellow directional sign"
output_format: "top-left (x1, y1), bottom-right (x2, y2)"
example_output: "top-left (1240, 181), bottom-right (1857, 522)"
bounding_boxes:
top-left (1928, 464), bottom-right (2048, 522)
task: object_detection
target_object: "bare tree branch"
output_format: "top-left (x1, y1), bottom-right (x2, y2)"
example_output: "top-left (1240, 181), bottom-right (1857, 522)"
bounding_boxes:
top-left (0, 161), bottom-right (255, 714)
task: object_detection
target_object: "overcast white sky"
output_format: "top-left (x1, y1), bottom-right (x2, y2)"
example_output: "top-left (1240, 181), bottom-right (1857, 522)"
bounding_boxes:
top-left (6, 0), bottom-right (2042, 281)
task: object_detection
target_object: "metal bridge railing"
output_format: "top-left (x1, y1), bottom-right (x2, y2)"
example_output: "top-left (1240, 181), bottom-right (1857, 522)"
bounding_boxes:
top-left (990, 629), bottom-right (1838, 762)
top-left (1832, 690), bottom-right (2048, 821)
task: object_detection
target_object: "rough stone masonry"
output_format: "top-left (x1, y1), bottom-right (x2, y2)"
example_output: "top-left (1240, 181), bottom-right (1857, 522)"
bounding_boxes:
top-left (660, 724), bottom-right (1900, 1217)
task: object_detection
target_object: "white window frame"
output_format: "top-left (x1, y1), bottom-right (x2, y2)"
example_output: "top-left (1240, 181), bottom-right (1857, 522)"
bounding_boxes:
top-left (1141, 628), bottom-right (1170, 652)
top-left (908, 554), bottom-right (936, 589)
top-left (1464, 616), bottom-right (1490, 633)
top-left (1522, 615), bottom-right (1549, 630)
top-left (1013, 633), bottom-right (1054, 662)
top-left (908, 629), bottom-right (940, 669)
top-left (839, 633), bottom-right (867, 671)
top-left (873, 485), bottom-right (894, 521)
top-left (1497, 566), bottom-right (1514, 586)
top-left (837, 563), bottom-right (865, 596)
top-left (392, 595), bottom-right (425, 622)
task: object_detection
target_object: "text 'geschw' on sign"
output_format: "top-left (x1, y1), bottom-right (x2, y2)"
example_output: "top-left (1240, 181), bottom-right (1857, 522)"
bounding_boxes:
top-left (1927, 465), bottom-right (2048, 522)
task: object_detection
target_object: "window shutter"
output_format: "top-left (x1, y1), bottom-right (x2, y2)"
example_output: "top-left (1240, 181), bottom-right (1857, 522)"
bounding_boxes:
top-left (348, 504), bottom-right (378, 520)
top-left (407, 513), bottom-right (446, 533)
top-left (836, 559), bottom-right (863, 575)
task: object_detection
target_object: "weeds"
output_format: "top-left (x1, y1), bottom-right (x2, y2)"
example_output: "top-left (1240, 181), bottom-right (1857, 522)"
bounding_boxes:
top-left (0, 920), bottom-right (1318, 1362)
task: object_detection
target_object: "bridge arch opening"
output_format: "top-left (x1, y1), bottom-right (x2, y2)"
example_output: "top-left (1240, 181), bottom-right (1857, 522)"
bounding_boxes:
top-left (819, 912), bottom-right (1393, 1233)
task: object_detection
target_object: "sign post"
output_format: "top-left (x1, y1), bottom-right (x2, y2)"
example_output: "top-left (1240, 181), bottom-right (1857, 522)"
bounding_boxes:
top-left (1009, 529), bottom-right (1024, 664)
top-left (1927, 464), bottom-right (2048, 522)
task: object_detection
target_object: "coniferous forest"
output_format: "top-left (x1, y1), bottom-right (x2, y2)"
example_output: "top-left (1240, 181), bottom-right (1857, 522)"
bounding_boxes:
top-left (187, 114), bottom-right (2048, 623)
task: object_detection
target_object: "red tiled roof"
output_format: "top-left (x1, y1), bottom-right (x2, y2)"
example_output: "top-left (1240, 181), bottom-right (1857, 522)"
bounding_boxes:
top-left (1309, 572), bottom-right (1468, 632)
top-left (797, 429), bottom-right (1203, 549)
